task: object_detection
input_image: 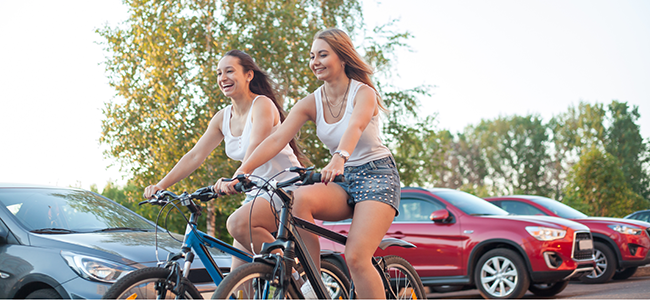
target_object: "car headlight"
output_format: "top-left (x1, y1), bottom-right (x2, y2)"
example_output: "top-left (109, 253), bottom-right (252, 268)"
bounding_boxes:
top-left (526, 226), bottom-right (567, 241)
top-left (608, 224), bottom-right (642, 235)
top-left (61, 251), bottom-right (136, 283)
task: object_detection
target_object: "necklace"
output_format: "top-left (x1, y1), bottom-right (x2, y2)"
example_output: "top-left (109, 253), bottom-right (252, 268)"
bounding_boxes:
top-left (323, 79), bottom-right (350, 119)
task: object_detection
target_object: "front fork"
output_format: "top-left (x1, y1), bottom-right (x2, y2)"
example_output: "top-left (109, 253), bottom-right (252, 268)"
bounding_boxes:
top-left (154, 248), bottom-right (194, 297)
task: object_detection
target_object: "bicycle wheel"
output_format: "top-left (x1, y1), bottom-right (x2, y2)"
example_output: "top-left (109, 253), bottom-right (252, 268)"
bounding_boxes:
top-left (382, 255), bottom-right (426, 300)
top-left (102, 267), bottom-right (202, 299)
top-left (296, 259), bottom-right (351, 299)
top-left (212, 262), bottom-right (299, 299)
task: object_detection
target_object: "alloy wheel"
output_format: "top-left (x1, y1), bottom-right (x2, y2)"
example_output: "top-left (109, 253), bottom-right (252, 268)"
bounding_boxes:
top-left (479, 256), bottom-right (519, 298)
top-left (587, 248), bottom-right (607, 279)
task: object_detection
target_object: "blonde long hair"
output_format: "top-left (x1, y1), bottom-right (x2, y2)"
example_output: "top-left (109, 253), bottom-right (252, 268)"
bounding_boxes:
top-left (314, 28), bottom-right (388, 112)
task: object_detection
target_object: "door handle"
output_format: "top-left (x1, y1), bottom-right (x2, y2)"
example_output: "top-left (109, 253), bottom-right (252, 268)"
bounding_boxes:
top-left (388, 231), bottom-right (406, 239)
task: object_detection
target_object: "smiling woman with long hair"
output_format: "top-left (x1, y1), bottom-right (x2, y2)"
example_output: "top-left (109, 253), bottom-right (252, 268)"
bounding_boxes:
top-left (144, 49), bottom-right (306, 272)
top-left (221, 29), bottom-right (400, 299)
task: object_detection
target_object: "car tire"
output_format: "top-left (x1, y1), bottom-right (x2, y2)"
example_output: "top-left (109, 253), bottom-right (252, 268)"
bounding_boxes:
top-left (612, 266), bottom-right (638, 280)
top-left (527, 281), bottom-right (569, 297)
top-left (25, 288), bottom-right (62, 299)
top-left (430, 285), bottom-right (464, 293)
top-left (580, 241), bottom-right (617, 284)
top-left (474, 248), bottom-right (530, 299)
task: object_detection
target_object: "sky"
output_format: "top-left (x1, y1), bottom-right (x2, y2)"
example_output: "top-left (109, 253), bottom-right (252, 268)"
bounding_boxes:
top-left (1, 0), bottom-right (649, 192)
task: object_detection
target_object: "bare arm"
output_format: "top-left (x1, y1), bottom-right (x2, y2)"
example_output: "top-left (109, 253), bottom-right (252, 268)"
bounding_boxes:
top-left (216, 97), bottom-right (281, 194)
top-left (237, 94), bottom-right (316, 175)
top-left (242, 96), bottom-right (279, 162)
top-left (321, 85), bottom-right (378, 182)
top-left (143, 110), bottom-right (225, 198)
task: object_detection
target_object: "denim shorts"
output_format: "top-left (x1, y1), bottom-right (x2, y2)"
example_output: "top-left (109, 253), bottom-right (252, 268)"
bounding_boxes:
top-left (335, 156), bottom-right (400, 216)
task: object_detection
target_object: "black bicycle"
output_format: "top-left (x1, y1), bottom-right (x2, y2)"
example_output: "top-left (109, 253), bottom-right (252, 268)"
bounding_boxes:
top-left (102, 186), bottom-right (350, 299)
top-left (212, 166), bottom-right (426, 299)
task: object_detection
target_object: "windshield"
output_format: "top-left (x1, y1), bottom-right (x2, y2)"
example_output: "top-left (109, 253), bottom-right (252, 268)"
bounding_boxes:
top-left (0, 188), bottom-right (155, 232)
top-left (434, 190), bottom-right (509, 216)
top-left (529, 196), bottom-right (588, 219)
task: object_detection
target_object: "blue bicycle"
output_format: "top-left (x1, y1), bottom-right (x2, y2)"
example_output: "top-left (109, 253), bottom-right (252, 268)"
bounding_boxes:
top-left (102, 186), bottom-right (350, 299)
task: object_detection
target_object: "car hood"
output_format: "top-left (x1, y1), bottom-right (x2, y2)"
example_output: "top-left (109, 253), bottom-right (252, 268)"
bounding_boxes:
top-left (573, 217), bottom-right (650, 228)
top-left (29, 230), bottom-right (225, 267)
top-left (483, 215), bottom-right (591, 231)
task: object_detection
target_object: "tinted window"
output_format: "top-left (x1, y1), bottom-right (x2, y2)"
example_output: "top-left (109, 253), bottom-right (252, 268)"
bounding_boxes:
top-left (434, 190), bottom-right (508, 216)
top-left (498, 200), bottom-right (546, 216)
top-left (0, 188), bottom-right (154, 232)
top-left (395, 198), bottom-right (444, 222)
top-left (628, 212), bottom-right (650, 222)
top-left (528, 196), bottom-right (588, 219)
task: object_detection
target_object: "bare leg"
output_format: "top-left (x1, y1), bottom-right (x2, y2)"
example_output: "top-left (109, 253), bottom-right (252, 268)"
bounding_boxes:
top-left (345, 201), bottom-right (396, 300)
top-left (293, 183), bottom-right (353, 270)
top-left (230, 240), bottom-right (250, 272)
top-left (226, 198), bottom-right (279, 270)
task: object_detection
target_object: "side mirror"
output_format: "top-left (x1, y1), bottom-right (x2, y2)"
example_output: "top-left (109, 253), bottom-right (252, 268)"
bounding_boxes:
top-left (430, 209), bottom-right (452, 223)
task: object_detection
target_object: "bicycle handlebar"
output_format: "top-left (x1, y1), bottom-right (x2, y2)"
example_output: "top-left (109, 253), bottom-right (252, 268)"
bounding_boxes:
top-left (232, 166), bottom-right (345, 194)
top-left (139, 167), bottom-right (344, 206)
top-left (139, 186), bottom-right (220, 206)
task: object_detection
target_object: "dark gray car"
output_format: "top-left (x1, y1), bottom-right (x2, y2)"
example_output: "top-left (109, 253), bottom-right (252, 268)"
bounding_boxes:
top-left (0, 184), bottom-right (229, 299)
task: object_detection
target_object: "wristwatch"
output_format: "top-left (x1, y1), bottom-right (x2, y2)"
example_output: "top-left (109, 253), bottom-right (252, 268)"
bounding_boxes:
top-left (333, 150), bottom-right (350, 163)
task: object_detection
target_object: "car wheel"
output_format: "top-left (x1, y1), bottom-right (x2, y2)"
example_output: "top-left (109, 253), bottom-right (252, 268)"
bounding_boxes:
top-left (25, 288), bottom-right (62, 299)
top-left (580, 241), bottom-right (617, 284)
top-left (474, 248), bottom-right (530, 299)
top-left (527, 281), bottom-right (569, 297)
top-left (612, 266), bottom-right (638, 280)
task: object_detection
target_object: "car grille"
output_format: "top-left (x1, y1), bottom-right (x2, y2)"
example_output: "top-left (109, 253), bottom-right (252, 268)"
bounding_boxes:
top-left (573, 231), bottom-right (594, 260)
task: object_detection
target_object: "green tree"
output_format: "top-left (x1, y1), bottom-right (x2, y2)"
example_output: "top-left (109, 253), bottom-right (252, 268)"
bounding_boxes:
top-left (605, 101), bottom-right (650, 202)
top-left (464, 115), bottom-right (551, 196)
top-left (547, 102), bottom-right (606, 200)
top-left (436, 126), bottom-right (491, 195)
top-left (564, 147), bottom-right (647, 217)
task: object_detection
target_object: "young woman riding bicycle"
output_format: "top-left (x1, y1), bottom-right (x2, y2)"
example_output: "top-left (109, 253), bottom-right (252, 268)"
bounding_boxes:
top-left (219, 28), bottom-right (400, 299)
top-left (143, 49), bottom-right (306, 272)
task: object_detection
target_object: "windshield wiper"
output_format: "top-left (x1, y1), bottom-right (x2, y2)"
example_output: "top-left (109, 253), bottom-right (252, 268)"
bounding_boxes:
top-left (93, 227), bottom-right (151, 232)
top-left (31, 228), bottom-right (79, 234)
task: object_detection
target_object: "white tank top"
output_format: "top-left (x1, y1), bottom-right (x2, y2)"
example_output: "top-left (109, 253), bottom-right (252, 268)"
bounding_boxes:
top-left (222, 96), bottom-right (301, 185)
top-left (314, 79), bottom-right (391, 166)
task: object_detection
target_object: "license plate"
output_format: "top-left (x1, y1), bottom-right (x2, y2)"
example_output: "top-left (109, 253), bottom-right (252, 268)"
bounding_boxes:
top-left (579, 239), bottom-right (593, 250)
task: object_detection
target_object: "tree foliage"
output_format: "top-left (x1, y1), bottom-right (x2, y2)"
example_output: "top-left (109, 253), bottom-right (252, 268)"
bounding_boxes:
top-left (605, 101), bottom-right (650, 201)
top-left (563, 147), bottom-right (648, 217)
top-left (546, 102), bottom-right (606, 200)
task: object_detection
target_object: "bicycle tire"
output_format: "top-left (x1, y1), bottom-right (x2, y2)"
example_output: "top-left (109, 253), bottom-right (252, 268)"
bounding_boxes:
top-left (296, 259), bottom-right (351, 299)
top-left (211, 262), bottom-right (300, 299)
top-left (102, 267), bottom-right (202, 299)
top-left (382, 255), bottom-right (427, 300)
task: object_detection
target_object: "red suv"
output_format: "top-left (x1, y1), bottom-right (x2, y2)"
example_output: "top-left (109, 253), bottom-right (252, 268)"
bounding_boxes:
top-left (318, 187), bottom-right (595, 299)
top-left (485, 195), bottom-right (650, 284)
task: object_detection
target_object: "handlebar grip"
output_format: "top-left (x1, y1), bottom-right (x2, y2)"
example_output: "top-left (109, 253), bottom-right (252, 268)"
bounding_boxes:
top-left (305, 172), bottom-right (344, 184)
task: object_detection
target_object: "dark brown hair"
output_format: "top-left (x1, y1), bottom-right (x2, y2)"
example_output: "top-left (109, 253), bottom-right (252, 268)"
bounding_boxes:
top-left (224, 50), bottom-right (309, 166)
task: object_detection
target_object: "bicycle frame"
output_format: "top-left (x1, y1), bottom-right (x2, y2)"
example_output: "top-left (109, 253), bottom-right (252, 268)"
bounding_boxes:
top-left (251, 180), bottom-right (415, 299)
top-left (178, 210), bottom-right (253, 286)
top-left (152, 191), bottom-right (253, 287)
